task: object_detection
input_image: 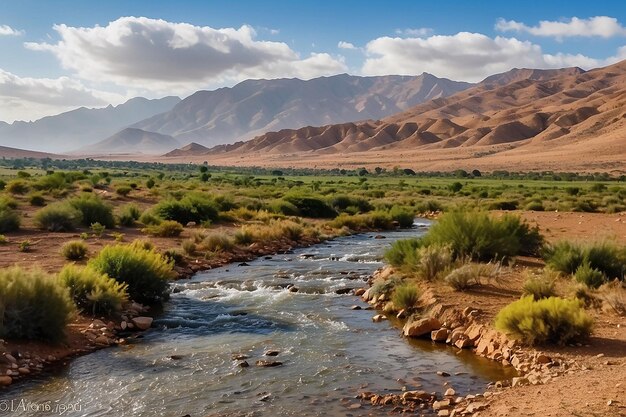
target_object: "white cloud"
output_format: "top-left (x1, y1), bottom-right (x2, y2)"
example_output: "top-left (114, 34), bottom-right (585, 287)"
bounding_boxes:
top-left (26, 16), bottom-right (346, 92)
top-left (395, 28), bottom-right (433, 37)
top-left (361, 32), bottom-right (622, 82)
top-left (338, 41), bottom-right (357, 50)
top-left (495, 16), bottom-right (626, 39)
top-left (0, 24), bottom-right (23, 36)
top-left (0, 69), bottom-right (126, 122)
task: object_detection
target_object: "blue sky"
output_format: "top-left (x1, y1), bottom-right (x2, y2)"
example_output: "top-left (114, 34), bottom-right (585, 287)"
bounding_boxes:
top-left (1, 0), bottom-right (625, 121)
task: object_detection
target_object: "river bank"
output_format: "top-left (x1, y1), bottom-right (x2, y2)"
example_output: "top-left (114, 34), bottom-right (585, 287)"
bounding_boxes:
top-left (356, 211), bottom-right (625, 416)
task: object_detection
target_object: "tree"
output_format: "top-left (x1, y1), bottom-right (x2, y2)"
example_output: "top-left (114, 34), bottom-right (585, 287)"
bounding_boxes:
top-left (471, 169), bottom-right (482, 177)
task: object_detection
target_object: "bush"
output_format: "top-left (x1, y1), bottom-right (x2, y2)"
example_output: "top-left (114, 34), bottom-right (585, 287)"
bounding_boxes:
top-left (139, 211), bottom-right (162, 226)
top-left (89, 244), bottom-right (173, 303)
top-left (34, 202), bottom-right (82, 232)
top-left (61, 240), bottom-right (89, 260)
top-left (142, 220), bottom-right (184, 237)
top-left (574, 262), bottom-right (606, 289)
top-left (181, 239), bottom-right (197, 255)
top-left (6, 180), bottom-right (29, 194)
top-left (283, 194), bottom-right (337, 218)
top-left (201, 233), bottom-right (234, 252)
top-left (416, 245), bottom-right (453, 281)
top-left (116, 185), bottom-right (132, 196)
top-left (0, 266), bottom-right (74, 342)
top-left (522, 274), bottom-right (556, 300)
top-left (524, 201), bottom-right (544, 211)
top-left (118, 204), bottom-right (142, 227)
top-left (69, 195), bottom-right (115, 229)
top-left (384, 238), bottom-right (423, 268)
top-left (279, 220), bottom-right (304, 241)
top-left (28, 192), bottom-right (46, 206)
top-left (422, 211), bottom-right (543, 261)
top-left (58, 264), bottom-right (127, 315)
top-left (330, 195), bottom-right (372, 213)
top-left (0, 204), bottom-right (20, 233)
top-left (544, 241), bottom-right (625, 282)
top-left (267, 199), bottom-right (300, 216)
top-left (392, 283), bottom-right (421, 310)
top-left (233, 227), bottom-right (255, 245)
top-left (389, 206), bottom-right (415, 228)
top-left (154, 193), bottom-right (219, 224)
top-left (495, 296), bottom-right (593, 346)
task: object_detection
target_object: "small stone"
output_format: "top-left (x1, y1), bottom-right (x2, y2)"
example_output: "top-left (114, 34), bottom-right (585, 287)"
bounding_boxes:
top-left (17, 367), bottom-right (30, 375)
top-left (169, 355), bottom-right (184, 360)
top-left (433, 399), bottom-right (451, 410)
top-left (4, 354), bottom-right (16, 363)
top-left (131, 316), bottom-right (153, 330)
top-left (238, 361), bottom-right (250, 368)
top-left (255, 360), bottom-right (283, 367)
top-left (0, 375), bottom-right (12, 386)
top-left (120, 321), bottom-right (128, 330)
top-left (403, 317), bottom-right (441, 337)
top-left (350, 305), bottom-right (362, 310)
top-left (437, 371), bottom-right (451, 377)
top-left (512, 377), bottom-right (529, 387)
top-left (536, 354), bottom-right (551, 364)
top-left (354, 288), bottom-right (366, 296)
top-left (372, 314), bottom-right (387, 322)
top-left (264, 350), bottom-right (280, 356)
top-left (444, 388), bottom-right (456, 396)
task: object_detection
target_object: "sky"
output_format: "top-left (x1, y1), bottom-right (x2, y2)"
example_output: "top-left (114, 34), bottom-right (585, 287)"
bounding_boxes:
top-left (1, 0), bottom-right (625, 122)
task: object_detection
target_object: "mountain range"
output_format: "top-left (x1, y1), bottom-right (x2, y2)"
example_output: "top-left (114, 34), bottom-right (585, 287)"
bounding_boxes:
top-left (0, 97), bottom-right (181, 153)
top-left (130, 73), bottom-right (472, 148)
top-left (165, 61), bottom-right (625, 172)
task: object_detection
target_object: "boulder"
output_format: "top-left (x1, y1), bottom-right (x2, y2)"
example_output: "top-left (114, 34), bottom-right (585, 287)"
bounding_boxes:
top-left (444, 388), bottom-right (456, 397)
top-left (0, 375), bottom-right (12, 386)
top-left (354, 288), bottom-right (366, 297)
top-left (433, 399), bottom-right (451, 410)
top-left (403, 317), bottom-right (441, 337)
top-left (131, 317), bottom-right (153, 330)
top-left (431, 328), bottom-right (449, 342)
top-left (372, 314), bottom-right (387, 323)
top-left (401, 390), bottom-right (432, 402)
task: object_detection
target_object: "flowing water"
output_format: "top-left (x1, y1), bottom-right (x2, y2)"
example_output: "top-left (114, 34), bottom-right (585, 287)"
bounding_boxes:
top-left (3, 221), bottom-right (515, 416)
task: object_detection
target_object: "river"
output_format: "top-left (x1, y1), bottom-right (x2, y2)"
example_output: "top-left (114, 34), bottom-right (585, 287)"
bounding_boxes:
top-left (3, 220), bottom-right (514, 416)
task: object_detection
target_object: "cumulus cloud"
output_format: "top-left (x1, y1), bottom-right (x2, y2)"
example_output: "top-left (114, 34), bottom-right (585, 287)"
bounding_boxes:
top-left (495, 16), bottom-right (626, 39)
top-left (0, 24), bottom-right (23, 36)
top-left (361, 32), bottom-right (621, 82)
top-left (26, 16), bottom-right (346, 91)
top-left (337, 41), bottom-right (357, 50)
top-left (0, 69), bottom-right (125, 122)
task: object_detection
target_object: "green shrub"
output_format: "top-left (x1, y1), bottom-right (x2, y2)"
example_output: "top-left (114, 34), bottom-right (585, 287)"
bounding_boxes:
top-left (384, 238), bottom-right (423, 268)
top-left (116, 185), bottom-right (132, 196)
top-left (0, 266), bottom-right (74, 342)
top-left (544, 241), bottom-right (625, 281)
top-left (488, 199), bottom-right (519, 210)
top-left (524, 201), bottom-right (544, 211)
top-left (89, 244), bottom-right (173, 304)
top-left (283, 194), bottom-right (337, 218)
top-left (142, 220), bottom-right (184, 237)
top-left (329, 195), bottom-right (372, 213)
top-left (154, 193), bottom-right (219, 224)
top-left (369, 276), bottom-right (402, 299)
top-left (118, 204), bottom-right (142, 227)
top-left (267, 199), bottom-right (300, 216)
top-left (279, 220), bottom-right (303, 241)
top-left (139, 211), bottom-right (162, 226)
top-left (90, 222), bottom-right (106, 237)
top-left (421, 211), bottom-right (543, 261)
top-left (202, 233), bottom-right (234, 252)
top-left (0, 204), bottom-right (20, 233)
top-left (495, 296), bottom-right (593, 346)
top-left (163, 249), bottom-right (183, 264)
top-left (522, 275), bottom-right (556, 300)
top-left (28, 192), bottom-right (46, 206)
top-left (69, 195), bottom-right (115, 229)
top-left (574, 262), bottom-right (606, 289)
top-left (0, 234), bottom-right (7, 244)
top-left (58, 264), bottom-right (127, 315)
top-left (61, 240), bottom-right (89, 260)
top-left (18, 240), bottom-right (31, 252)
top-left (0, 196), bottom-right (18, 209)
top-left (392, 283), bottom-right (421, 310)
top-left (389, 206), bottom-right (415, 228)
top-left (6, 180), bottom-right (29, 194)
top-left (34, 202), bottom-right (82, 232)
